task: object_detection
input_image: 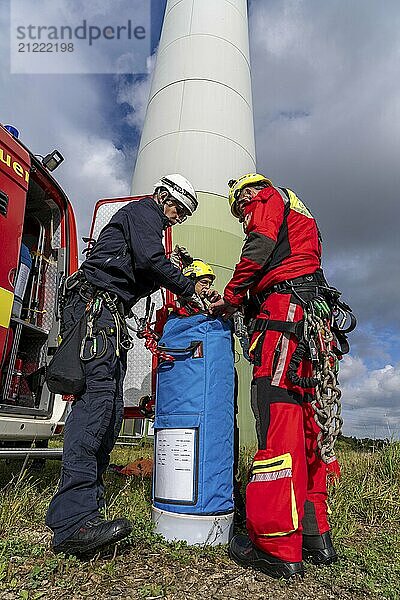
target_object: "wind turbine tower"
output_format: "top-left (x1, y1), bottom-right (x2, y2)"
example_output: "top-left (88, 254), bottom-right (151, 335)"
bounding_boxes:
top-left (131, 0), bottom-right (256, 444)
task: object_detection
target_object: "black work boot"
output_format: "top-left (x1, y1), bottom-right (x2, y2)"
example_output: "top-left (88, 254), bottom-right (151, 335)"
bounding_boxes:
top-left (233, 480), bottom-right (246, 528)
top-left (302, 531), bottom-right (338, 565)
top-left (53, 516), bottom-right (132, 557)
top-left (229, 534), bottom-right (304, 580)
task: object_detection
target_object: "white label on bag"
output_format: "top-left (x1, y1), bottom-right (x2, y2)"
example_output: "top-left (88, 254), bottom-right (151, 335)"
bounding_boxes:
top-left (155, 428), bottom-right (196, 503)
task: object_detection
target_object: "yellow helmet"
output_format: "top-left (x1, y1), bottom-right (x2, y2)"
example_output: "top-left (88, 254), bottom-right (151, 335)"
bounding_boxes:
top-left (183, 260), bottom-right (215, 281)
top-left (228, 173), bottom-right (272, 217)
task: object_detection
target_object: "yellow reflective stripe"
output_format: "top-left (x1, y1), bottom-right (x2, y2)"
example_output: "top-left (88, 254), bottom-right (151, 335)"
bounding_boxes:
top-left (0, 287), bottom-right (14, 329)
top-left (287, 188), bottom-right (313, 218)
top-left (291, 481), bottom-right (298, 530)
top-left (249, 332), bottom-right (262, 353)
top-left (252, 452), bottom-right (292, 472)
top-left (261, 529), bottom-right (296, 538)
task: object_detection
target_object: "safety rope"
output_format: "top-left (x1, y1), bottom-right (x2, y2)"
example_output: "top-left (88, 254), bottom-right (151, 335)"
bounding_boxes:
top-left (130, 297), bottom-right (175, 362)
top-left (137, 322), bottom-right (174, 362)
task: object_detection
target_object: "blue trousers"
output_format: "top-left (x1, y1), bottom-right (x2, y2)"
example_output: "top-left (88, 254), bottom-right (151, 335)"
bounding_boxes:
top-left (46, 293), bottom-right (126, 546)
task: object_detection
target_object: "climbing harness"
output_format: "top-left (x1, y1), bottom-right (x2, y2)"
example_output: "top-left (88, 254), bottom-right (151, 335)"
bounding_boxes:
top-left (102, 291), bottom-right (134, 354)
top-left (245, 276), bottom-right (356, 463)
top-left (80, 296), bottom-right (107, 361)
top-left (79, 291), bottom-right (134, 362)
top-left (59, 270), bottom-right (134, 362)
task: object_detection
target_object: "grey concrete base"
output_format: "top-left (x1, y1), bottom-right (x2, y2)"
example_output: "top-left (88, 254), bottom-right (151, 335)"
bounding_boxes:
top-left (152, 505), bottom-right (234, 546)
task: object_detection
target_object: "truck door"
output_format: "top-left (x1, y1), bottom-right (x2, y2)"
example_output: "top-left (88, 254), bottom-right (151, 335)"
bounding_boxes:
top-left (0, 127), bottom-right (30, 367)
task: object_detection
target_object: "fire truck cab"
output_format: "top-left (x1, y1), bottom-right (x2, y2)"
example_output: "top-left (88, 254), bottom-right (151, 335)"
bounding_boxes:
top-left (0, 124), bottom-right (78, 455)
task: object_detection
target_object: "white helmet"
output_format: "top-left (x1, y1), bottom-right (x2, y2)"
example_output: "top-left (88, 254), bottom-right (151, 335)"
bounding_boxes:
top-left (154, 174), bottom-right (198, 216)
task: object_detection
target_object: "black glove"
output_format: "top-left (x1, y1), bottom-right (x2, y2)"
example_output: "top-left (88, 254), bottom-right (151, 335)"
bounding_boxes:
top-left (170, 245), bottom-right (193, 268)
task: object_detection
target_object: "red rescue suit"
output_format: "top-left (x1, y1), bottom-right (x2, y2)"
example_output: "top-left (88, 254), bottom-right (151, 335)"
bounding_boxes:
top-left (224, 186), bottom-right (339, 563)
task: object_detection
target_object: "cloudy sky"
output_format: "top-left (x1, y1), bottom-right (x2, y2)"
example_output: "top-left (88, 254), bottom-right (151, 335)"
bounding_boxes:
top-left (1, 0), bottom-right (399, 438)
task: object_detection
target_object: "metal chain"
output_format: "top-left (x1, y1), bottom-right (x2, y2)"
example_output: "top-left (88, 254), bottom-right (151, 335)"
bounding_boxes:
top-left (305, 310), bottom-right (343, 463)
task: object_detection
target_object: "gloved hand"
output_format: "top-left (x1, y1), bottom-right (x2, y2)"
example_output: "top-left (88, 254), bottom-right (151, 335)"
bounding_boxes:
top-left (209, 298), bottom-right (238, 319)
top-left (204, 288), bottom-right (221, 303)
top-left (170, 245), bottom-right (193, 268)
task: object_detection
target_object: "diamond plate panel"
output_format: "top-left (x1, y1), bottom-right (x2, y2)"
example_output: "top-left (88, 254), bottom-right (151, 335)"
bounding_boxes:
top-left (41, 201), bottom-right (62, 331)
top-left (92, 200), bottom-right (132, 241)
top-left (41, 256), bottom-right (58, 331)
top-left (124, 290), bottom-right (164, 406)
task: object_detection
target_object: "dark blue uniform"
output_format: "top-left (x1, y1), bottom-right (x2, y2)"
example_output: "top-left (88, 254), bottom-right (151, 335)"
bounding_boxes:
top-left (46, 196), bottom-right (195, 547)
top-left (82, 196), bottom-right (194, 306)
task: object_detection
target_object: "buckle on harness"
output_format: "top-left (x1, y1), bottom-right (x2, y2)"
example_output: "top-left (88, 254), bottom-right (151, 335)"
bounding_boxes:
top-left (65, 270), bottom-right (83, 291)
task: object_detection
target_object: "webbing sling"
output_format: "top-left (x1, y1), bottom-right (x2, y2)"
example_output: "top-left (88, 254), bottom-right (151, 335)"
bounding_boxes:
top-left (247, 317), bottom-right (303, 339)
top-left (248, 313), bottom-right (351, 358)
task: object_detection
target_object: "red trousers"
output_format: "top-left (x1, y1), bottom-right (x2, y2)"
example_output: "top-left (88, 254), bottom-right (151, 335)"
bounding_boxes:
top-left (246, 292), bottom-right (338, 563)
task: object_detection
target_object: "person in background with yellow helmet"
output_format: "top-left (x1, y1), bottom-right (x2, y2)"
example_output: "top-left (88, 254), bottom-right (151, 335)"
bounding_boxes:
top-left (181, 259), bottom-right (219, 313)
top-left (155, 255), bottom-right (220, 327)
top-left (210, 174), bottom-right (339, 580)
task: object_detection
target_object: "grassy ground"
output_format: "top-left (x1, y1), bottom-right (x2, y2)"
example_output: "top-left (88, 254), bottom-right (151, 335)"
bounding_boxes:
top-left (0, 439), bottom-right (399, 599)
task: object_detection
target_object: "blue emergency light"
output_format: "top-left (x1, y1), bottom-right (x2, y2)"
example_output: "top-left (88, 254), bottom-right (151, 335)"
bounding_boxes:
top-left (4, 125), bottom-right (20, 139)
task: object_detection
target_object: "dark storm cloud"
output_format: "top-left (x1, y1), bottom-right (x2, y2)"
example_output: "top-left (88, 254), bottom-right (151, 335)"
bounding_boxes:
top-left (249, 0), bottom-right (400, 435)
top-left (249, 0), bottom-right (400, 255)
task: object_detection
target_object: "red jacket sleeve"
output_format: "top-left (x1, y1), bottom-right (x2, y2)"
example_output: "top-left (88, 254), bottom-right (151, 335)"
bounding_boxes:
top-left (224, 187), bottom-right (285, 306)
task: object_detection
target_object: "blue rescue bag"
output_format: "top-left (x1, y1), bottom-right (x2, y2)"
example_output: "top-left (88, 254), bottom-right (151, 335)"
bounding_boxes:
top-left (153, 314), bottom-right (234, 515)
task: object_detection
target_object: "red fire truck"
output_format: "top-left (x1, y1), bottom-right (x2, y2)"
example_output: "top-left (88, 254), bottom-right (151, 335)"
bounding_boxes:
top-left (0, 123), bottom-right (79, 457)
top-left (0, 124), bottom-right (160, 457)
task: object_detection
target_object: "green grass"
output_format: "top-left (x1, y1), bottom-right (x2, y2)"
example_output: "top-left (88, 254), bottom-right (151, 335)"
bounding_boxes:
top-left (0, 440), bottom-right (399, 599)
top-left (328, 440), bottom-right (400, 599)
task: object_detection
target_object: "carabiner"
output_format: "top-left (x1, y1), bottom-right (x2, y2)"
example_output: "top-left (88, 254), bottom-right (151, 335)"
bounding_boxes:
top-left (120, 336), bottom-right (134, 351)
top-left (80, 330), bottom-right (107, 361)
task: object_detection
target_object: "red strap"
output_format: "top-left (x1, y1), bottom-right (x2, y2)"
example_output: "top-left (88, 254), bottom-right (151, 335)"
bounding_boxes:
top-left (138, 324), bottom-right (174, 362)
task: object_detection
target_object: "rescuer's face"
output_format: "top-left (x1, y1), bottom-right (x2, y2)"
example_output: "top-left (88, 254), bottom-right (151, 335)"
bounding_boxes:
top-left (195, 276), bottom-right (214, 298)
top-left (163, 197), bottom-right (189, 225)
top-left (236, 186), bottom-right (259, 222)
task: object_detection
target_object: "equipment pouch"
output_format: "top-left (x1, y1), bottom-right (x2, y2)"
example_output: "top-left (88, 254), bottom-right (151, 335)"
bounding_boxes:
top-left (46, 314), bottom-right (87, 395)
top-left (246, 451), bottom-right (299, 538)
